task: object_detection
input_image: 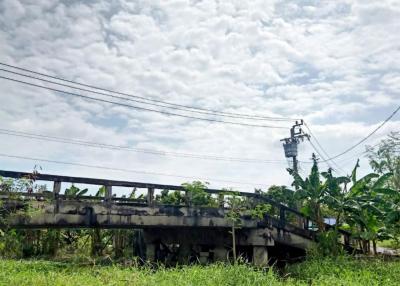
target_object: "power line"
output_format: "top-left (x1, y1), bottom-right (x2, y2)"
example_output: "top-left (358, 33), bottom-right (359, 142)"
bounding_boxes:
top-left (0, 68), bottom-right (294, 122)
top-left (0, 75), bottom-right (288, 129)
top-left (334, 134), bottom-right (400, 166)
top-left (303, 123), bottom-right (332, 161)
top-left (303, 122), bottom-right (346, 174)
top-left (0, 62), bottom-right (298, 122)
top-left (0, 153), bottom-right (268, 187)
top-left (321, 104), bottom-right (400, 162)
top-left (0, 128), bottom-right (291, 164)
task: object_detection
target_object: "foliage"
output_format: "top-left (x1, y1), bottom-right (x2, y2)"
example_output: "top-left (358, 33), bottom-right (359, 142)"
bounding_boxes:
top-left (182, 181), bottom-right (216, 207)
top-left (156, 189), bottom-right (185, 205)
top-left (265, 185), bottom-right (297, 209)
top-left (224, 194), bottom-right (246, 228)
top-left (128, 187), bottom-right (144, 200)
top-left (65, 185), bottom-right (88, 198)
top-left (366, 132), bottom-right (400, 243)
top-left (288, 153), bottom-right (327, 231)
top-left (222, 189), bottom-right (247, 263)
top-left (309, 230), bottom-right (344, 257)
top-left (287, 152), bottom-right (396, 254)
top-left (367, 131), bottom-right (400, 189)
top-left (0, 174), bottom-right (49, 258)
top-left (250, 203), bottom-right (272, 220)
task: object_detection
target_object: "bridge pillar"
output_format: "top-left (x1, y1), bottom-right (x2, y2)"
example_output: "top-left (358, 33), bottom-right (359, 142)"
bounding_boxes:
top-left (177, 242), bottom-right (192, 264)
top-left (145, 243), bottom-right (156, 262)
top-left (213, 246), bottom-right (228, 262)
top-left (253, 246), bottom-right (269, 267)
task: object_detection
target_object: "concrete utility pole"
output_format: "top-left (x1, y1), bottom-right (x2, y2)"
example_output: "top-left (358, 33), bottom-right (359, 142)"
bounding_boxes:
top-left (281, 120), bottom-right (310, 175)
top-left (281, 120), bottom-right (310, 228)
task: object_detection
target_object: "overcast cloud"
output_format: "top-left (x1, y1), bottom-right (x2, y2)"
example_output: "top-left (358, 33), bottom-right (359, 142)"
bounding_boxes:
top-left (0, 0), bottom-right (399, 193)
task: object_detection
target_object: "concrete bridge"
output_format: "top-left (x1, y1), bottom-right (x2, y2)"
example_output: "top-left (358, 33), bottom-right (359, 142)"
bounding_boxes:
top-left (0, 170), bottom-right (351, 265)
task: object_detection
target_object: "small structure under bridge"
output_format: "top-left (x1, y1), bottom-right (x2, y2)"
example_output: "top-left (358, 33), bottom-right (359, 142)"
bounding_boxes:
top-left (0, 170), bottom-right (354, 266)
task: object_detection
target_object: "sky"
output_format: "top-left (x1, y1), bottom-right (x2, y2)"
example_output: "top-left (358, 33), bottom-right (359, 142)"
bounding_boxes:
top-left (0, 0), bottom-right (399, 195)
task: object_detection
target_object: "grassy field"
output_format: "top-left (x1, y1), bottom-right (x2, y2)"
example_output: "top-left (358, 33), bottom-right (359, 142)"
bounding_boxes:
top-left (0, 257), bottom-right (399, 286)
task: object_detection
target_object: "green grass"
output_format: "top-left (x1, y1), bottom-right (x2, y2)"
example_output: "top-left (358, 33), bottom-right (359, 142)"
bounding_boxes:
top-left (377, 239), bottom-right (400, 249)
top-left (0, 257), bottom-right (399, 286)
top-left (0, 260), bottom-right (284, 286)
top-left (287, 256), bottom-right (400, 285)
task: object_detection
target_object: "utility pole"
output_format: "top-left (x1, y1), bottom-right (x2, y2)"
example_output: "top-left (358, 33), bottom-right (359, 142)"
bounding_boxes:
top-left (281, 120), bottom-right (310, 228)
top-left (281, 120), bottom-right (310, 176)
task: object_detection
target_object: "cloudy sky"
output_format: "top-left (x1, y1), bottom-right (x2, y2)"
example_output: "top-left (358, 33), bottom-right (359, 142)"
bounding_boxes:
top-left (0, 0), bottom-right (399, 194)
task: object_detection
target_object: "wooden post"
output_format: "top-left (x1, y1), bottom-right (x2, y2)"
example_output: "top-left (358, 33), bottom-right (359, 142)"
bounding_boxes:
top-left (147, 188), bottom-right (154, 206)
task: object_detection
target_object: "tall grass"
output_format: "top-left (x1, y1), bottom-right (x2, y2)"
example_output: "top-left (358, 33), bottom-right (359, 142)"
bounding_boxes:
top-left (287, 256), bottom-right (400, 286)
top-left (0, 257), bottom-right (399, 286)
top-left (0, 260), bottom-right (285, 286)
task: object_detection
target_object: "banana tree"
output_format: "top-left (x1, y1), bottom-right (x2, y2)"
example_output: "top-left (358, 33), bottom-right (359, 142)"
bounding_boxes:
top-left (320, 168), bottom-right (350, 230)
top-left (288, 154), bottom-right (327, 231)
top-left (340, 160), bottom-right (393, 254)
top-left (65, 185), bottom-right (88, 198)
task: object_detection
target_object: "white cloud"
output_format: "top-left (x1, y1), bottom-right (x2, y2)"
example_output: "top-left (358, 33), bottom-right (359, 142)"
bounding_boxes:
top-left (0, 0), bottom-right (399, 193)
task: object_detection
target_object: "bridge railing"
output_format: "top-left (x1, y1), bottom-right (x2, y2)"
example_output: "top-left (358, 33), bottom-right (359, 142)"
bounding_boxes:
top-left (0, 170), bottom-right (316, 233)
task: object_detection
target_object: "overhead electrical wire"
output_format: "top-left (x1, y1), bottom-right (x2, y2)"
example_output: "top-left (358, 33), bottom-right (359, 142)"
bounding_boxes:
top-left (0, 153), bottom-right (268, 187)
top-left (7, 62), bottom-right (397, 173)
top-left (0, 68), bottom-right (294, 122)
top-left (0, 62), bottom-right (298, 122)
top-left (0, 128), bottom-right (296, 164)
top-left (333, 133), bottom-right (400, 166)
top-left (0, 75), bottom-right (288, 129)
top-left (320, 104), bottom-right (400, 162)
top-left (303, 122), bottom-right (346, 174)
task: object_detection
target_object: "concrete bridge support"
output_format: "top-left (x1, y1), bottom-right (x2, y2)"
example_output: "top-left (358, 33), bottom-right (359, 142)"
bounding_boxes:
top-left (253, 246), bottom-right (269, 266)
top-left (141, 228), bottom-right (277, 266)
top-left (145, 243), bottom-right (156, 262)
top-left (213, 246), bottom-right (228, 262)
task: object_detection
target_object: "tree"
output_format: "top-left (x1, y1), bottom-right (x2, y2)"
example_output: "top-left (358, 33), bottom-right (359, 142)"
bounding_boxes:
top-left (182, 181), bottom-right (216, 207)
top-left (156, 189), bottom-right (185, 205)
top-left (367, 131), bottom-right (400, 190)
top-left (223, 190), bottom-right (246, 263)
top-left (366, 132), bottom-right (400, 249)
top-left (332, 160), bottom-right (393, 254)
top-left (319, 168), bottom-right (350, 231)
top-left (288, 154), bottom-right (327, 231)
top-left (260, 185), bottom-right (297, 222)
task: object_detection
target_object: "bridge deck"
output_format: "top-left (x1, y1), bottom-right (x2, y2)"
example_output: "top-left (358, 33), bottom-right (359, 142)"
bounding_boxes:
top-left (0, 170), bottom-right (353, 264)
